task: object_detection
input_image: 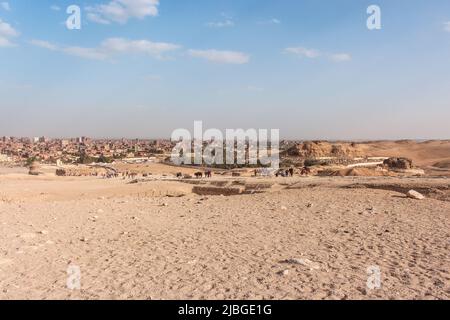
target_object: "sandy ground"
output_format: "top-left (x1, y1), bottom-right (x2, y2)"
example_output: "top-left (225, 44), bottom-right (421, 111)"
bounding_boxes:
top-left (0, 169), bottom-right (449, 300)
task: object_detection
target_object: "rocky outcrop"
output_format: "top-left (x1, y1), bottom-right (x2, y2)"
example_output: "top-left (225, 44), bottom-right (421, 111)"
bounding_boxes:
top-left (285, 141), bottom-right (363, 159)
top-left (383, 157), bottom-right (413, 170)
top-left (407, 190), bottom-right (425, 200)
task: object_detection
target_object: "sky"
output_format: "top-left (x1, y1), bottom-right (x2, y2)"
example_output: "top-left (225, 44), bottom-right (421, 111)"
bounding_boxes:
top-left (0, 0), bottom-right (450, 140)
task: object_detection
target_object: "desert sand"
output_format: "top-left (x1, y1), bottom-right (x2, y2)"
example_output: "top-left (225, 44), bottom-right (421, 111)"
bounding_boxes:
top-left (0, 166), bottom-right (449, 300)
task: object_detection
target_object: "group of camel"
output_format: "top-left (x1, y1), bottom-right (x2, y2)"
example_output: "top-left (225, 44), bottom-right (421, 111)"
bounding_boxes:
top-left (176, 170), bottom-right (213, 179)
top-left (174, 167), bottom-right (312, 180)
top-left (274, 167), bottom-right (311, 177)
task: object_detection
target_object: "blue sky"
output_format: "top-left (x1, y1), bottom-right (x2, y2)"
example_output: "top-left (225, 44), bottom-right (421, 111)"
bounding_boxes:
top-left (1, 0), bottom-right (450, 139)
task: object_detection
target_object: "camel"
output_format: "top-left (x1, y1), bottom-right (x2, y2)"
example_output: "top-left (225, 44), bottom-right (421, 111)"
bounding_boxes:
top-left (288, 168), bottom-right (294, 177)
top-left (275, 169), bottom-right (286, 177)
top-left (194, 172), bottom-right (203, 179)
top-left (300, 166), bottom-right (311, 176)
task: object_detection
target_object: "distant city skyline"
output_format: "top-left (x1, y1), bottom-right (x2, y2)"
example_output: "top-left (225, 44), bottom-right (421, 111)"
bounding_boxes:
top-left (1, 0), bottom-right (450, 140)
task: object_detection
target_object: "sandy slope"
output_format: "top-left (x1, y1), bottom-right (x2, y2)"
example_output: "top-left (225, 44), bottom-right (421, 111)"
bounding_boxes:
top-left (0, 174), bottom-right (449, 300)
top-left (359, 140), bottom-right (450, 167)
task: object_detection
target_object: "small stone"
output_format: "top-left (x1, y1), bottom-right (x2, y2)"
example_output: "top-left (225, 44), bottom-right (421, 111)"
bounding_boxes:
top-left (280, 206), bottom-right (288, 211)
top-left (407, 190), bottom-right (425, 200)
top-left (277, 269), bottom-right (289, 276)
top-left (39, 230), bottom-right (49, 235)
top-left (80, 237), bottom-right (88, 242)
top-left (284, 258), bottom-right (320, 270)
top-left (306, 203), bottom-right (313, 208)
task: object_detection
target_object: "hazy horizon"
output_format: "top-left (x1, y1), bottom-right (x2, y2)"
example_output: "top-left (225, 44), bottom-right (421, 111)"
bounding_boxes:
top-left (1, 0), bottom-right (450, 140)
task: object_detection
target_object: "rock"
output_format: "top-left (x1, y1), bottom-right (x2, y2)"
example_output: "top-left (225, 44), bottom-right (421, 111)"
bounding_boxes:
top-left (383, 157), bottom-right (413, 170)
top-left (80, 237), bottom-right (88, 242)
top-left (306, 203), bottom-right (313, 208)
top-left (39, 230), bottom-right (49, 235)
top-left (284, 258), bottom-right (320, 270)
top-left (280, 206), bottom-right (288, 211)
top-left (407, 190), bottom-right (425, 200)
top-left (277, 269), bottom-right (289, 276)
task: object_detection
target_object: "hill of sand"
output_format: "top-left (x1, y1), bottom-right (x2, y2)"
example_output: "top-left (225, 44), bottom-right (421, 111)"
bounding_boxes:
top-left (357, 140), bottom-right (450, 167)
top-left (324, 167), bottom-right (392, 177)
top-left (433, 160), bottom-right (450, 169)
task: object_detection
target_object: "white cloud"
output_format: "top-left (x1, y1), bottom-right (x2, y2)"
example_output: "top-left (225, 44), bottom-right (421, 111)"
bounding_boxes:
top-left (206, 12), bottom-right (235, 28)
top-left (101, 38), bottom-right (180, 57)
top-left (329, 53), bottom-right (352, 62)
top-left (0, 37), bottom-right (13, 47)
top-left (30, 40), bottom-right (58, 51)
top-left (86, 0), bottom-right (159, 25)
top-left (444, 22), bottom-right (450, 33)
top-left (285, 46), bottom-right (351, 63)
top-left (258, 18), bottom-right (281, 25)
top-left (0, 18), bottom-right (19, 47)
top-left (63, 47), bottom-right (109, 61)
top-left (30, 37), bottom-right (180, 61)
top-left (188, 49), bottom-right (249, 64)
top-left (206, 20), bottom-right (234, 28)
top-left (1, 2), bottom-right (10, 11)
top-left (285, 47), bottom-right (320, 58)
top-left (50, 5), bottom-right (61, 11)
top-left (87, 13), bottom-right (111, 25)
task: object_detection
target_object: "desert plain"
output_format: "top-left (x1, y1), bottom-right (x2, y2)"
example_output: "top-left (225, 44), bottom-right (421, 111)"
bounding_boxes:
top-left (0, 140), bottom-right (449, 300)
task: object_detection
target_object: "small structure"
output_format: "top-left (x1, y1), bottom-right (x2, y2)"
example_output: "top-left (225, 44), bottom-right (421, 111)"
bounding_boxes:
top-left (56, 169), bottom-right (67, 176)
top-left (29, 161), bottom-right (43, 176)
